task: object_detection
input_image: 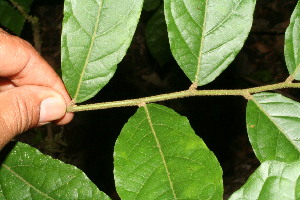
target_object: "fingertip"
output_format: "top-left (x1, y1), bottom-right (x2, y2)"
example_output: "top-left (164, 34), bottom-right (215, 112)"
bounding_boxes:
top-left (39, 96), bottom-right (66, 124)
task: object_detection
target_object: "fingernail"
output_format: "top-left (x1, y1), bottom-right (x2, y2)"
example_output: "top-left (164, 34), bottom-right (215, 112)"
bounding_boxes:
top-left (39, 97), bottom-right (66, 124)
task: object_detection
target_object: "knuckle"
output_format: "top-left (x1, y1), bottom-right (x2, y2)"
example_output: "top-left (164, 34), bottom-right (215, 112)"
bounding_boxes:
top-left (0, 111), bottom-right (14, 139)
top-left (11, 93), bottom-right (37, 133)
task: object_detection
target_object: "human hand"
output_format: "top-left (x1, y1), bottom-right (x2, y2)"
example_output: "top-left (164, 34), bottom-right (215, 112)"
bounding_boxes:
top-left (0, 29), bottom-right (73, 148)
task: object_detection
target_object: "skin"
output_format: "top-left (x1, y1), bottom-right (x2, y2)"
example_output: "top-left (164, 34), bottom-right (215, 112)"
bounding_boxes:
top-left (0, 29), bottom-right (73, 148)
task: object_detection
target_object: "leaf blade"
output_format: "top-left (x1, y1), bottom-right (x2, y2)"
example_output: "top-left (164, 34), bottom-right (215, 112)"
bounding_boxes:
top-left (61, 0), bottom-right (143, 103)
top-left (164, 0), bottom-right (256, 86)
top-left (0, 0), bottom-right (25, 35)
top-left (143, 0), bottom-right (161, 12)
top-left (114, 104), bottom-right (223, 199)
top-left (0, 142), bottom-right (111, 200)
top-left (285, 1), bottom-right (300, 79)
top-left (229, 161), bottom-right (300, 200)
top-left (146, 4), bottom-right (172, 66)
top-left (12, 0), bottom-right (34, 13)
top-left (246, 92), bottom-right (300, 162)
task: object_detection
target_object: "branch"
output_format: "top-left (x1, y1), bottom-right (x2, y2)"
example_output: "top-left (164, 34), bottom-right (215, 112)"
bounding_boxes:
top-left (67, 82), bottom-right (300, 112)
top-left (8, 0), bottom-right (41, 52)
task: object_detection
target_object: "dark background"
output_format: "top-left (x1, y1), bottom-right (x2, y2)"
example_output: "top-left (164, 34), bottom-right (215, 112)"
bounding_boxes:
top-left (14, 0), bottom-right (299, 199)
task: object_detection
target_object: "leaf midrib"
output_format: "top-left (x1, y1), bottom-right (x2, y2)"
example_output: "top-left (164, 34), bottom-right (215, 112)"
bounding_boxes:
top-left (143, 105), bottom-right (177, 199)
top-left (291, 63), bottom-right (300, 79)
top-left (252, 98), bottom-right (300, 153)
top-left (195, 0), bottom-right (244, 85)
top-left (73, 1), bottom-right (103, 102)
top-left (1, 164), bottom-right (55, 199)
top-left (195, 0), bottom-right (208, 86)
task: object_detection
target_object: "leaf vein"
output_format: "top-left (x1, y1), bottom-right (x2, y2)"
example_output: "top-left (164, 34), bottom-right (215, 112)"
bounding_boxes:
top-left (96, 2), bottom-right (136, 38)
top-left (143, 104), bottom-right (177, 199)
top-left (1, 164), bottom-right (55, 199)
top-left (200, 52), bottom-right (233, 83)
top-left (205, 0), bottom-right (243, 36)
top-left (171, 10), bottom-right (198, 59)
top-left (73, 0), bottom-right (103, 102)
top-left (195, 0), bottom-right (209, 85)
top-left (252, 98), bottom-right (300, 152)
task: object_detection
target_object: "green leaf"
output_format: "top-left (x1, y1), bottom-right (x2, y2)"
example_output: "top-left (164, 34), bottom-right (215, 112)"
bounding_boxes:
top-left (246, 92), bottom-right (300, 163)
top-left (0, 142), bottom-right (111, 200)
top-left (285, 1), bottom-right (300, 80)
top-left (146, 5), bottom-right (172, 66)
top-left (143, 0), bottom-right (161, 12)
top-left (0, 0), bottom-right (25, 35)
top-left (61, 0), bottom-right (144, 103)
top-left (114, 104), bottom-right (223, 199)
top-left (229, 160), bottom-right (300, 200)
top-left (11, 0), bottom-right (34, 13)
top-left (164, 0), bottom-right (256, 86)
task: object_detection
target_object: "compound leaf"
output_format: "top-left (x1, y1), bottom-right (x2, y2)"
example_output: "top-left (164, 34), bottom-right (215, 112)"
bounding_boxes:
top-left (62, 0), bottom-right (143, 103)
top-left (246, 92), bottom-right (300, 163)
top-left (146, 4), bottom-right (172, 66)
top-left (0, 0), bottom-right (25, 35)
top-left (164, 0), bottom-right (256, 87)
top-left (229, 161), bottom-right (300, 200)
top-left (0, 142), bottom-right (110, 200)
top-left (114, 104), bottom-right (223, 200)
top-left (285, 1), bottom-right (300, 80)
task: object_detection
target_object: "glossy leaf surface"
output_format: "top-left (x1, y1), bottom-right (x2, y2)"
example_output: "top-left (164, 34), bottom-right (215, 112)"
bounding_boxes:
top-left (164, 0), bottom-right (256, 86)
top-left (285, 1), bottom-right (300, 80)
top-left (246, 92), bottom-right (300, 162)
top-left (229, 161), bottom-right (300, 200)
top-left (62, 0), bottom-right (143, 103)
top-left (0, 142), bottom-right (111, 200)
top-left (114, 104), bottom-right (223, 200)
top-left (0, 0), bottom-right (25, 35)
top-left (146, 5), bottom-right (172, 66)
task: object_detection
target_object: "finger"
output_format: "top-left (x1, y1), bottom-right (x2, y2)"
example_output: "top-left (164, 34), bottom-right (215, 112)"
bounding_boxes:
top-left (0, 77), bottom-right (15, 92)
top-left (0, 78), bottom-right (73, 125)
top-left (0, 85), bottom-right (67, 148)
top-left (0, 29), bottom-right (73, 123)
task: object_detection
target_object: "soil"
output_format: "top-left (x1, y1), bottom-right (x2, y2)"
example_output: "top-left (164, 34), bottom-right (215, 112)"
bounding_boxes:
top-left (14, 0), bottom-right (299, 199)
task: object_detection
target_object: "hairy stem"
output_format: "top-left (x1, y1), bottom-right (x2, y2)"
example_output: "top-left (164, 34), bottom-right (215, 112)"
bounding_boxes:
top-left (9, 0), bottom-right (41, 52)
top-left (67, 82), bottom-right (300, 112)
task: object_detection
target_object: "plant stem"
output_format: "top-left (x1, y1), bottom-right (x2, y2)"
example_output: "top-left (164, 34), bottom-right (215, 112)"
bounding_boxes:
top-left (9, 0), bottom-right (41, 52)
top-left (67, 82), bottom-right (300, 112)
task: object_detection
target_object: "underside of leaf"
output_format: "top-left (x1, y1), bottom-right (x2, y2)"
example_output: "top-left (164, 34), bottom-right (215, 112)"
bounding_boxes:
top-left (61, 0), bottom-right (143, 103)
top-left (285, 1), bottom-right (300, 79)
top-left (164, 0), bottom-right (256, 87)
top-left (246, 92), bottom-right (300, 162)
top-left (229, 161), bottom-right (300, 200)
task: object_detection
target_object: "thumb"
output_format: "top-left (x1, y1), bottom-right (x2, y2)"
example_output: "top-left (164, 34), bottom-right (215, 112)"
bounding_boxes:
top-left (0, 85), bottom-right (67, 148)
